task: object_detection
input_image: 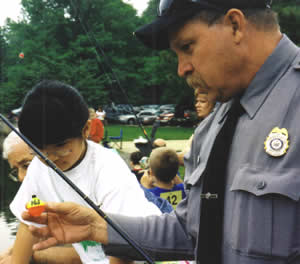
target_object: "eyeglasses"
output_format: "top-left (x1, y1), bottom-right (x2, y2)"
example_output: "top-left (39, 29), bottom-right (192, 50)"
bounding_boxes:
top-left (8, 168), bottom-right (19, 182)
top-left (30, 148), bottom-right (72, 159)
top-left (30, 141), bottom-right (73, 160)
top-left (157, 0), bottom-right (272, 17)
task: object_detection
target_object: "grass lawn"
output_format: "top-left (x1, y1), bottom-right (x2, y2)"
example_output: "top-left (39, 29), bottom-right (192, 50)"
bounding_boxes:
top-left (105, 124), bottom-right (194, 179)
top-left (104, 124), bottom-right (195, 141)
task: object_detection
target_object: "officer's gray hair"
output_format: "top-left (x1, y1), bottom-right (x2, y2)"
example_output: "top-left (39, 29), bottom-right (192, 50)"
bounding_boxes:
top-left (191, 8), bottom-right (279, 32)
top-left (2, 129), bottom-right (23, 159)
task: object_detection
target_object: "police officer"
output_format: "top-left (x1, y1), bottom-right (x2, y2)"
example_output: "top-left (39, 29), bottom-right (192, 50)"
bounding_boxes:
top-left (23, 0), bottom-right (300, 263)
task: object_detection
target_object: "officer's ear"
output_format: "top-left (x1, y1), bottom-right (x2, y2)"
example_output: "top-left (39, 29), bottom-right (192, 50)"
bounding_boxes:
top-left (224, 8), bottom-right (246, 44)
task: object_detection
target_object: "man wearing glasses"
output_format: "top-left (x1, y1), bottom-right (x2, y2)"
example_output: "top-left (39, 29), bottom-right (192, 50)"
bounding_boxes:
top-left (3, 130), bottom-right (34, 182)
top-left (23, 0), bottom-right (300, 263)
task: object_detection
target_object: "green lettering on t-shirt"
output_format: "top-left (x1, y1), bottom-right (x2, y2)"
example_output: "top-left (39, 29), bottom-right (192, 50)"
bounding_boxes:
top-left (80, 240), bottom-right (100, 251)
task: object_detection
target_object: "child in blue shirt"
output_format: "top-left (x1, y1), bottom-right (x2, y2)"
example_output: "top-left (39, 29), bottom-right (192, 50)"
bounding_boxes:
top-left (141, 147), bottom-right (186, 209)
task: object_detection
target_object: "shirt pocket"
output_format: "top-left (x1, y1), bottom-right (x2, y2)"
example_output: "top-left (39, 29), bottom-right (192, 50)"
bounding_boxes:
top-left (185, 184), bottom-right (201, 241)
top-left (229, 165), bottom-right (300, 258)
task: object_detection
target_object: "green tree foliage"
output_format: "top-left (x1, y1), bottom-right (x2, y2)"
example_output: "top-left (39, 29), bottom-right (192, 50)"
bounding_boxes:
top-left (139, 0), bottom-right (196, 106)
top-left (0, 0), bottom-right (298, 113)
top-left (0, 0), bottom-right (145, 112)
top-left (141, 0), bottom-right (158, 22)
top-left (273, 0), bottom-right (300, 45)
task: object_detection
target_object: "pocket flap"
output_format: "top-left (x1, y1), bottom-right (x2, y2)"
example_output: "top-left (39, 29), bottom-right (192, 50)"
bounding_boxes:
top-left (230, 165), bottom-right (300, 201)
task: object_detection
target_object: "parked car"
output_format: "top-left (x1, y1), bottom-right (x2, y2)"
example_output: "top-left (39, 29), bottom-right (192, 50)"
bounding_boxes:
top-left (159, 104), bottom-right (175, 112)
top-left (117, 109), bottom-right (159, 125)
top-left (157, 111), bottom-right (175, 125)
top-left (132, 106), bottom-right (142, 113)
top-left (138, 109), bottom-right (161, 125)
top-left (118, 109), bottom-right (173, 125)
top-left (140, 104), bottom-right (160, 111)
top-left (114, 104), bottom-right (132, 113)
top-left (118, 113), bottom-right (137, 125)
top-left (105, 109), bottom-right (124, 123)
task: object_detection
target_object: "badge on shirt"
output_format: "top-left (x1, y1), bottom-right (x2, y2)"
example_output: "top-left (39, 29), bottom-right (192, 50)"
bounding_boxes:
top-left (264, 127), bottom-right (289, 157)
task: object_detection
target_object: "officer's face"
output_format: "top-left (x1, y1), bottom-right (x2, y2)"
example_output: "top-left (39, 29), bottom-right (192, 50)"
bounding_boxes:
top-left (170, 14), bottom-right (245, 102)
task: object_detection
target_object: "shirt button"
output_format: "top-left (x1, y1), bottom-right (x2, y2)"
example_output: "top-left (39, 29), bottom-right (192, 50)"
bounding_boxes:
top-left (257, 181), bottom-right (266, 190)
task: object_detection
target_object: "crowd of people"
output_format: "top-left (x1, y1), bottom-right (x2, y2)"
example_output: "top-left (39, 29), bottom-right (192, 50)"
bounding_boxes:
top-left (1, 81), bottom-right (162, 264)
top-left (1, 0), bottom-right (300, 264)
top-left (0, 79), bottom-right (210, 264)
top-left (0, 78), bottom-right (205, 264)
top-left (2, 130), bottom-right (82, 263)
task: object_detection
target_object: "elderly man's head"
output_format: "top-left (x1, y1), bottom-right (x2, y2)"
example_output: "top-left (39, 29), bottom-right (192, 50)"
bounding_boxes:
top-left (3, 131), bottom-right (34, 182)
top-left (153, 138), bottom-right (167, 149)
top-left (135, 0), bottom-right (281, 102)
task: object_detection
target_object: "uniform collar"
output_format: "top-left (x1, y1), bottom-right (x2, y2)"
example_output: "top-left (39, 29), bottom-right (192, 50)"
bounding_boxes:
top-left (240, 34), bottom-right (299, 119)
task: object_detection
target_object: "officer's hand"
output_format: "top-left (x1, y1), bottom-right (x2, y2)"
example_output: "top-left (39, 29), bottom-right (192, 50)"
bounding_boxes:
top-left (22, 202), bottom-right (108, 251)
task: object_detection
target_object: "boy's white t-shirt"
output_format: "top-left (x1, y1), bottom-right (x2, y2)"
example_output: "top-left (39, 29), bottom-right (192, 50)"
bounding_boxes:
top-left (10, 140), bottom-right (161, 264)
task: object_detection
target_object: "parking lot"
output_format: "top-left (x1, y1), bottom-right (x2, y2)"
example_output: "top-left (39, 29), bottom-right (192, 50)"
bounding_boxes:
top-left (104, 103), bottom-right (196, 127)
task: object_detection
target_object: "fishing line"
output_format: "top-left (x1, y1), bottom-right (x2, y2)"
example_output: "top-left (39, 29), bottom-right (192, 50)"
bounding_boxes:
top-left (69, 0), bottom-right (152, 143)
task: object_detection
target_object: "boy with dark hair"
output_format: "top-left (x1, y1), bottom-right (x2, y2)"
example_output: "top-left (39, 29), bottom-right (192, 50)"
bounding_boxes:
top-left (142, 147), bottom-right (186, 209)
top-left (129, 151), bottom-right (144, 182)
top-left (10, 80), bottom-right (161, 264)
top-left (129, 151), bottom-right (143, 168)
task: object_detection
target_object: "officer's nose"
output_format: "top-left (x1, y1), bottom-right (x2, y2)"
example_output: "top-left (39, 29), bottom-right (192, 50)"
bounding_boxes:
top-left (177, 57), bottom-right (193, 78)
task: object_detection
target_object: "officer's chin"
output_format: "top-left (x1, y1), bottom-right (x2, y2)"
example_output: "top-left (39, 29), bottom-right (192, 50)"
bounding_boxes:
top-left (217, 92), bottom-right (237, 103)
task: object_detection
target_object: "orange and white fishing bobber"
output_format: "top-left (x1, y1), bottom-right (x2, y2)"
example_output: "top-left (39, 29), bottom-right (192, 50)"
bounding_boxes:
top-left (26, 195), bottom-right (45, 217)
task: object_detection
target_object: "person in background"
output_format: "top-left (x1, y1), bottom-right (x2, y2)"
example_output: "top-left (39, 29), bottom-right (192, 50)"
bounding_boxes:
top-left (147, 138), bottom-right (183, 184)
top-left (141, 147), bottom-right (186, 209)
top-left (1, 130), bottom-right (82, 264)
top-left (96, 106), bottom-right (106, 124)
top-left (10, 80), bottom-right (161, 264)
top-left (88, 107), bottom-right (104, 143)
top-left (178, 89), bottom-right (217, 166)
top-left (129, 151), bottom-right (144, 182)
top-left (194, 89), bottom-right (217, 121)
top-left (152, 138), bottom-right (167, 148)
top-left (128, 150), bottom-right (173, 213)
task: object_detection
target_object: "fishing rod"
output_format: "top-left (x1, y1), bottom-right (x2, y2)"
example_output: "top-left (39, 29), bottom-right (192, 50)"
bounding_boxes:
top-left (69, 0), bottom-right (153, 144)
top-left (0, 113), bottom-right (155, 264)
